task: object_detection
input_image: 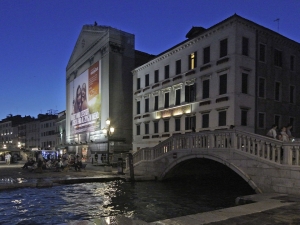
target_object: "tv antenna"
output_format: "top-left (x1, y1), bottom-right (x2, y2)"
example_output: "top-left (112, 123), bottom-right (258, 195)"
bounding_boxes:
top-left (274, 18), bottom-right (280, 32)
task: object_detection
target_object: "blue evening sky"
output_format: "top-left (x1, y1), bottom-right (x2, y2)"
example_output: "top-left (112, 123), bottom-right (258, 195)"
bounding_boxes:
top-left (0, 0), bottom-right (299, 119)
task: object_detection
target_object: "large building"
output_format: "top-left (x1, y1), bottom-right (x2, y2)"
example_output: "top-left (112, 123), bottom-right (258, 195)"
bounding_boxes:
top-left (132, 14), bottom-right (300, 152)
top-left (66, 23), bottom-right (153, 163)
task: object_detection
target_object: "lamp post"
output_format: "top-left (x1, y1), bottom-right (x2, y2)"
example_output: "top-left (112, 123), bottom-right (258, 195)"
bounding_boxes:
top-left (104, 119), bottom-right (114, 165)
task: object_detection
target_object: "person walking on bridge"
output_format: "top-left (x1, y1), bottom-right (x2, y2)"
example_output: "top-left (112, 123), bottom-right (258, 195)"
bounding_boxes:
top-left (267, 124), bottom-right (277, 139)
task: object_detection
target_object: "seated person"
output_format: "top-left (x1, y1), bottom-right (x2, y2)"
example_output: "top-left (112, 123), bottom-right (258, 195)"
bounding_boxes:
top-left (74, 159), bottom-right (82, 171)
top-left (22, 158), bottom-right (35, 169)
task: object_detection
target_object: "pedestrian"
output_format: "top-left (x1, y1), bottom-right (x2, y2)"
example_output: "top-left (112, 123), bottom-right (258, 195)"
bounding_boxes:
top-left (266, 124), bottom-right (277, 139)
top-left (94, 153), bottom-right (98, 163)
top-left (6, 152), bottom-right (11, 165)
top-left (280, 127), bottom-right (289, 142)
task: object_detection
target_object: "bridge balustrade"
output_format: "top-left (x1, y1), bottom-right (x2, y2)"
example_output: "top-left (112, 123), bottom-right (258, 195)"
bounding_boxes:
top-left (129, 129), bottom-right (300, 168)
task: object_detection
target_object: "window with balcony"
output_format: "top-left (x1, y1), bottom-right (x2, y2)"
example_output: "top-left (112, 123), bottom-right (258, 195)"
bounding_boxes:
top-left (154, 95), bottom-right (159, 110)
top-left (164, 120), bottom-right (169, 132)
top-left (164, 92), bottom-right (169, 108)
top-left (185, 116), bottom-right (196, 130)
top-left (185, 83), bottom-right (196, 102)
top-left (241, 109), bottom-right (248, 126)
top-left (175, 89), bottom-right (181, 105)
top-left (145, 98), bottom-right (149, 113)
top-left (154, 121), bottom-right (159, 133)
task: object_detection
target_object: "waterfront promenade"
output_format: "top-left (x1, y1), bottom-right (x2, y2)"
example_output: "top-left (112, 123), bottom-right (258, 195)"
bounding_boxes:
top-left (1, 162), bottom-right (300, 225)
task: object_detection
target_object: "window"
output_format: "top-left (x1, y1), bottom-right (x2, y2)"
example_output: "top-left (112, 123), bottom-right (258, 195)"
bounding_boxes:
top-left (219, 74), bottom-right (227, 95)
top-left (164, 120), bottom-right (169, 132)
top-left (274, 49), bottom-right (282, 67)
top-left (258, 78), bottom-right (265, 98)
top-left (164, 92), bottom-right (169, 108)
top-left (185, 116), bottom-right (196, 130)
top-left (154, 70), bottom-right (159, 83)
top-left (202, 114), bottom-right (209, 128)
top-left (154, 96), bottom-right (159, 110)
top-left (175, 118), bottom-right (181, 131)
top-left (220, 38), bottom-right (228, 58)
top-left (242, 73), bottom-right (248, 94)
top-left (154, 121), bottom-right (159, 133)
top-left (176, 59), bottom-right (181, 75)
top-left (274, 115), bottom-right (281, 129)
top-left (164, 65), bottom-right (169, 79)
top-left (242, 37), bottom-right (249, 56)
top-left (203, 46), bottom-right (210, 64)
top-left (290, 55), bottom-right (294, 71)
top-left (218, 111), bottom-right (227, 126)
top-left (275, 82), bottom-right (281, 101)
top-left (185, 83), bottom-right (196, 102)
top-left (259, 44), bottom-right (266, 62)
top-left (290, 85), bottom-right (295, 103)
top-left (175, 89), bottom-right (181, 105)
top-left (145, 123), bottom-right (149, 134)
top-left (145, 74), bottom-right (149, 86)
top-left (202, 79), bottom-right (210, 99)
top-left (189, 52), bottom-right (197, 70)
top-left (136, 101), bottom-right (140, 114)
top-left (136, 125), bottom-right (140, 135)
top-left (145, 98), bottom-right (149, 112)
top-left (241, 109), bottom-right (248, 126)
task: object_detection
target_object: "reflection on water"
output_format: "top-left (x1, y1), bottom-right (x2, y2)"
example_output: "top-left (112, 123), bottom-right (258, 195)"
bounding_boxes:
top-left (0, 175), bottom-right (255, 224)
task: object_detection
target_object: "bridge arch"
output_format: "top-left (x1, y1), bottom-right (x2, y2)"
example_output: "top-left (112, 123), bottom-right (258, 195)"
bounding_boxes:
top-left (159, 152), bottom-right (262, 193)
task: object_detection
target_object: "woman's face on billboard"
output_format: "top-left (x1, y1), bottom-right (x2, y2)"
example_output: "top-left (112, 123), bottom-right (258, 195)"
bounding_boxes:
top-left (82, 83), bottom-right (86, 100)
top-left (76, 86), bottom-right (82, 105)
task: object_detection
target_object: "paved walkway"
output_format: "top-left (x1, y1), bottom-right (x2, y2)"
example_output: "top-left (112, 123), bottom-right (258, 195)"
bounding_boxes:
top-left (1, 162), bottom-right (300, 224)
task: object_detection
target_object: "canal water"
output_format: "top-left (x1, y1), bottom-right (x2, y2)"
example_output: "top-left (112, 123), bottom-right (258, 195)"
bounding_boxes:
top-left (0, 171), bottom-right (255, 225)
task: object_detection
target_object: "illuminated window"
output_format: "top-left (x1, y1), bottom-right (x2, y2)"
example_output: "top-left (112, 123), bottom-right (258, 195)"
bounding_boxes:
top-left (188, 52), bottom-right (197, 70)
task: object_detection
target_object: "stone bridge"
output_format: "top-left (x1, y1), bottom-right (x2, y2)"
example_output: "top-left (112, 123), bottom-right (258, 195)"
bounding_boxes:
top-left (126, 130), bottom-right (300, 195)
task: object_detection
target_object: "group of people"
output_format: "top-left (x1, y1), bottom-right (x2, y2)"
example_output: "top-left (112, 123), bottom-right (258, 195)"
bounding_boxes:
top-left (267, 124), bottom-right (294, 141)
top-left (21, 153), bottom-right (83, 172)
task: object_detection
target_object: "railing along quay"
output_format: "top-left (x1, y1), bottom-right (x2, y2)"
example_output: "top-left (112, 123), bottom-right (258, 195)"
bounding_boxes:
top-left (128, 130), bottom-right (300, 168)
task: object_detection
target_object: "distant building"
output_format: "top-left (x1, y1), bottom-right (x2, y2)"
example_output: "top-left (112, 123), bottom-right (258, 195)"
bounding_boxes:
top-left (66, 24), bottom-right (153, 162)
top-left (55, 110), bottom-right (66, 153)
top-left (39, 113), bottom-right (58, 150)
top-left (132, 14), bottom-right (300, 152)
top-left (0, 114), bottom-right (34, 160)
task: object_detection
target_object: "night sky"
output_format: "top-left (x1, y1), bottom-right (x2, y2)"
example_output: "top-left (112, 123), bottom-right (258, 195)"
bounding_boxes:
top-left (1, 0), bottom-right (299, 119)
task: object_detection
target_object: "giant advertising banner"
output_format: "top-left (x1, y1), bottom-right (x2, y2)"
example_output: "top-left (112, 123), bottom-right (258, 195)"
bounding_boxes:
top-left (69, 61), bottom-right (101, 136)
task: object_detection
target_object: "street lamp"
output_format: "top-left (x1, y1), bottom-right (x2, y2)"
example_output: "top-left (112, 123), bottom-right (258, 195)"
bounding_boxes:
top-left (104, 119), bottom-right (114, 165)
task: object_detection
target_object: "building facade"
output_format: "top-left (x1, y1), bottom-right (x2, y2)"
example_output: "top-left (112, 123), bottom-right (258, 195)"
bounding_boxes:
top-left (132, 14), bottom-right (300, 152)
top-left (66, 24), bottom-right (153, 163)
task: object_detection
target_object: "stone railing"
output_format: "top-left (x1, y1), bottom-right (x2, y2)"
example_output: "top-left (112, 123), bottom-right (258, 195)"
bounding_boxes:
top-left (128, 129), bottom-right (300, 168)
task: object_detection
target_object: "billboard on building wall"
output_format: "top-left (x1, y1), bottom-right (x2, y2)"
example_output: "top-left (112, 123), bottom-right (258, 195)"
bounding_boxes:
top-left (69, 61), bottom-right (101, 136)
